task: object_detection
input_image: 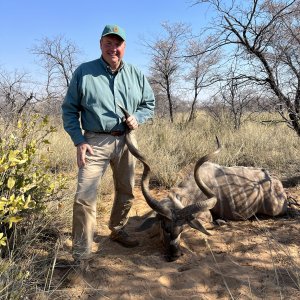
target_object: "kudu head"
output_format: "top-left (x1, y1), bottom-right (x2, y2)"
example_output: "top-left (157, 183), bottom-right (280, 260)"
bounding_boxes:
top-left (118, 104), bottom-right (220, 261)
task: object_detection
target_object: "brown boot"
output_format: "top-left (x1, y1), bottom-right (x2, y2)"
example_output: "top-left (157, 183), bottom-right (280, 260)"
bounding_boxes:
top-left (110, 230), bottom-right (139, 248)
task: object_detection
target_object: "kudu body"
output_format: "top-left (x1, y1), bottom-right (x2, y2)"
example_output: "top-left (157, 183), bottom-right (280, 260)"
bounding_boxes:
top-left (118, 105), bottom-right (287, 261)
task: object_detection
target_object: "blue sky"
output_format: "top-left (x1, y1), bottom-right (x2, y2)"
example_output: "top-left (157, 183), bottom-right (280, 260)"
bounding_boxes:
top-left (0, 0), bottom-right (214, 77)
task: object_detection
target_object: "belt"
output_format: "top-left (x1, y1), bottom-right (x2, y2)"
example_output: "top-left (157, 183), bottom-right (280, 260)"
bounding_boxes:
top-left (87, 130), bottom-right (125, 136)
top-left (109, 131), bottom-right (125, 136)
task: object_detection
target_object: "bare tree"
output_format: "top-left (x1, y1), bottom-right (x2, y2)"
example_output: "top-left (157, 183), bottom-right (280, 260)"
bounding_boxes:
top-left (148, 78), bottom-right (169, 118)
top-left (184, 37), bottom-right (221, 122)
top-left (31, 35), bottom-right (81, 102)
top-left (144, 22), bottom-right (190, 122)
top-left (204, 61), bottom-right (263, 129)
top-left (193, 0), bottom-right (300, 136)
top-left (0, 69), bottom-right (37, 125)
top-left (222, 80), bottom-right (262, 129)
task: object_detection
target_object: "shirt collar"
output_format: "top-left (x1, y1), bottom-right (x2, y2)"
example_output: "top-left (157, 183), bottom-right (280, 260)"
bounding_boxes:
top-left (100, 56), bottom-right (124, 74)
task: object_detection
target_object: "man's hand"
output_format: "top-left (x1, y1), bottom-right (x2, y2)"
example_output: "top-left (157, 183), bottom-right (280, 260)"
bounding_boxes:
top-left (125, 115), bottom-right (138, 130)
top-left (117, 103), bottom-right (138, 130)
top-left (76, 142), bottom-right (94, 168)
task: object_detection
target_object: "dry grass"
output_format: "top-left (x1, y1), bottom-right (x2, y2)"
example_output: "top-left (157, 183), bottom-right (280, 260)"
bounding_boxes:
top-left (135, 112), bottom-right (300, 187)
top-left (46, 123), bottom-right (77, 173)
top-left (0, 205), bottom-right (70, 299)
top-left (47, 111), bottom-right (300, 189)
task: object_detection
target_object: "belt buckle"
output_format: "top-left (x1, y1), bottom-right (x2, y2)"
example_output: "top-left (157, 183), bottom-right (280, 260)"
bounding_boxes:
top-left (110, 131), bottom-right (124, 136)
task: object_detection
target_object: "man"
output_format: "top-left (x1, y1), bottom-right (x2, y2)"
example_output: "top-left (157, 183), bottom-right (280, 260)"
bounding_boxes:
top-left (62, 24), bottom-right (155, 262)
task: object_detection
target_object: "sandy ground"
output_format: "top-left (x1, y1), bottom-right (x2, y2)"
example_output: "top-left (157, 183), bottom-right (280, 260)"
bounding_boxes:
top-left (48, 175), bottom-right (300, 300)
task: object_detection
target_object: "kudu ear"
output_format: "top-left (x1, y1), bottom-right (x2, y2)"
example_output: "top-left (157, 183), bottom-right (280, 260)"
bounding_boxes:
top-left (175, 197), bottom-right (217, 220)
top-left (136, 216), bottom-right (158, 232)
top-left (187, 219), bottom-right (212, 236)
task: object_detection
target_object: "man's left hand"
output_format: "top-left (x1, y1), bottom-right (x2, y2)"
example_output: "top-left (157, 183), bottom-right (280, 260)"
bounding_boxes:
top-left (126, 115), bottom-right (138, 130)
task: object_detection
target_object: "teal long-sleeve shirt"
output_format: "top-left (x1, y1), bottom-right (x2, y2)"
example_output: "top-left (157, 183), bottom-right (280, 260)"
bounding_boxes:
top-left (62, 57), bottom-right (155, 145)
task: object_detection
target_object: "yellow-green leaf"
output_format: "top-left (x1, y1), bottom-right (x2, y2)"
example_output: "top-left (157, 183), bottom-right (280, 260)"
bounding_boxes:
top-left (0, 200), bottom-right (7, 211)
top-left (0, 154), bottom-right (7, 164)
top-left (0, 233), bottom-right (7, 246)
top-left (7, 177), bottom-right (16, 190)
top-left (8, 150), bottom-right (19, 162)
top-left (24, 194), bottom-right (31, 209)
top-left (17, 159), bottom-right (27, 165)
top-left (8, 216), bottom-right (23, 229)
top-left (0, 239), bottom-right (7, 246)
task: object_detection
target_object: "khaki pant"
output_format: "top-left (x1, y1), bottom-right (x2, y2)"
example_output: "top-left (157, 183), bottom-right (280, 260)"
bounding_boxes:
top-left (72, 131), bottom-right (137, 260)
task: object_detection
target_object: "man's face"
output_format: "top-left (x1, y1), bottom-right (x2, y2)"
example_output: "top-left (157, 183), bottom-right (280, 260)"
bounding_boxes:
top-left (100, 35), bottom-right (126, 70)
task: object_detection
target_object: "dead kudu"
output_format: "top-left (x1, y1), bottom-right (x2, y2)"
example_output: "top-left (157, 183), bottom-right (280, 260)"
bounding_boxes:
top-left (118, 105), bottom-right (287, 262)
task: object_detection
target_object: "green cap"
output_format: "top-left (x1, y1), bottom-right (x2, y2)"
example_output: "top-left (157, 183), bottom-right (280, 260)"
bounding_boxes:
top-left (101, 24), bottom-right (126, 41)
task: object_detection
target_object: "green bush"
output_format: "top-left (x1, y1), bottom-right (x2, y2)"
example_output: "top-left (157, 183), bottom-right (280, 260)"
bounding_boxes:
top-left (0, 115), bottom-right (66, 249)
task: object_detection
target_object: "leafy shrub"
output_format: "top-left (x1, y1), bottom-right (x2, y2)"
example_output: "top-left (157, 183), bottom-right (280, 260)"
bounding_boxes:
top-left (0, 115), bottom-right (66, 250)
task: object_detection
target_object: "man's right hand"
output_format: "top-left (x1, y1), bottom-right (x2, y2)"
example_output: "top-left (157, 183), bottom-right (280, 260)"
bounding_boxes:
top-left (76, 142), bottom-right (94, 168)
